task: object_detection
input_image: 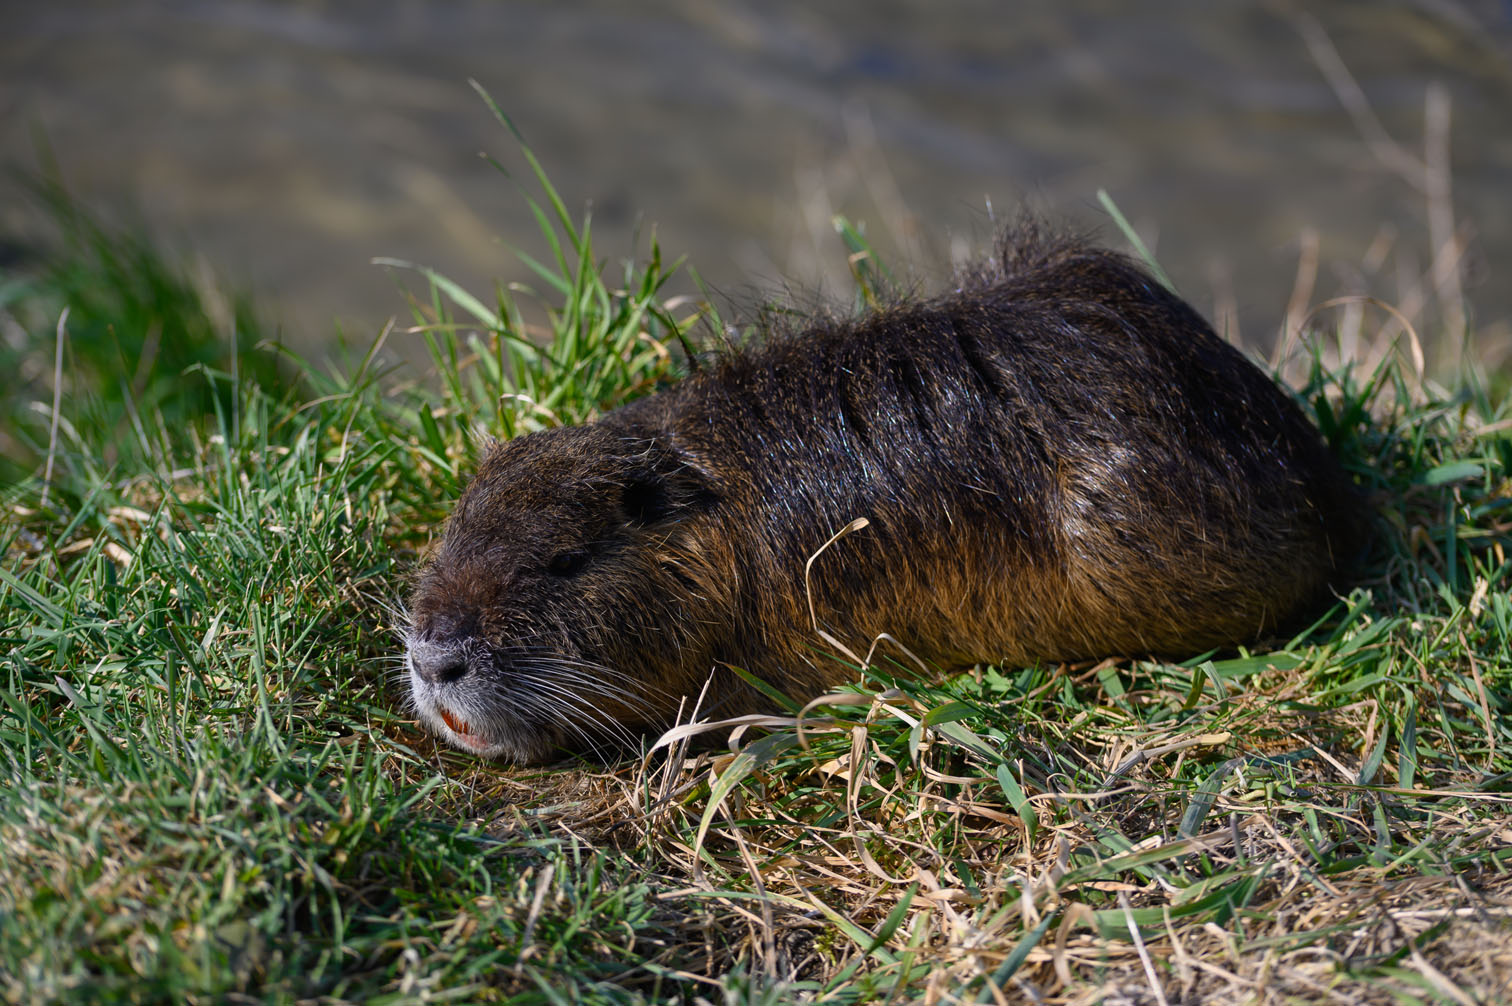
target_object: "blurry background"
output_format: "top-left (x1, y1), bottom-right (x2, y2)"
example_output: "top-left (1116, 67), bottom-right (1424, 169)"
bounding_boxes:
top-left (2, 0), bottom-right (1509, 359)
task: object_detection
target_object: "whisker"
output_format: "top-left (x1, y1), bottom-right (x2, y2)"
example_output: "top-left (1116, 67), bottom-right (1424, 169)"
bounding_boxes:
top-left (520, 680), bottom-right (642, 747)
top-left (507, 687), bottom-right (629, 752)
top-left (527, 685), bottom-right (645, 751)
top-left (516, 666), bottom-right (662, 717)
top-left (515, 654), bottom-right (678, 702)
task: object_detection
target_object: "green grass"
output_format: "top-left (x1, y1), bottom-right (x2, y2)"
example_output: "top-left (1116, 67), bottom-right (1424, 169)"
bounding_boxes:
top-left (0, 166), bottom-right (281, 485)
top-left (2, 111), bottom-right (1510, 1004)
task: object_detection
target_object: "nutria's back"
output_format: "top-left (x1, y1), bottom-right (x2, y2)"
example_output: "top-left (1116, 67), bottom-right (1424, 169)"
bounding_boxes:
top-left (405, 230), bottom-right (1359, 762)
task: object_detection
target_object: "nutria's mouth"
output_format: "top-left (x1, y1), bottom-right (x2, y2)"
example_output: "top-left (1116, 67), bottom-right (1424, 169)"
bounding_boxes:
top-left (438, 705), bottom-right (473, 737)
top-left (434, 701), bottom-right (496, 754)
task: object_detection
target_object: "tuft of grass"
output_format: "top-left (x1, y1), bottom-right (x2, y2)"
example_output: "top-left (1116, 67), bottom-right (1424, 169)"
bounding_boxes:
top-left (3, 107), bottom-right (1510, 1003)
top-left (0, 167), bottom-right (284, 485)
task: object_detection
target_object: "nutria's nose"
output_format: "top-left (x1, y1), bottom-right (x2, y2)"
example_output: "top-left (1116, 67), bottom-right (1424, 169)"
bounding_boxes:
top-left (409, 639), bottom-right (469, 685)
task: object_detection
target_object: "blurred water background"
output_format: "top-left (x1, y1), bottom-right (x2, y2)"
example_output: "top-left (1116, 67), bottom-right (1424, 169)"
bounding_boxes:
top-left (3, 0), bottom-right (1509, 361)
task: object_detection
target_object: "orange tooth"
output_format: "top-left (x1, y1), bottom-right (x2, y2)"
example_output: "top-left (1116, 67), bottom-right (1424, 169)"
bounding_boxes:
top-left (439, 706), bottom-right (473, 736)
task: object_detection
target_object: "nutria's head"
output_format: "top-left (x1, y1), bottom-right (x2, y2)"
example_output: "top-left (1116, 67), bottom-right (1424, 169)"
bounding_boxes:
top-left (406, 424), bottom-right (726, 762)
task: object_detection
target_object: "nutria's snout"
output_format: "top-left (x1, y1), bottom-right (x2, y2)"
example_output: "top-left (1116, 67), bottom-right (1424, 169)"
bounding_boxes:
top-left (405, 226), bottom-right (1362, 764)
top-left (404, 624), bottom-right (590, 763)
top-left (404, 624), bottom-right (513, 759)
top-left (404, 594), bottom-right (572, 761)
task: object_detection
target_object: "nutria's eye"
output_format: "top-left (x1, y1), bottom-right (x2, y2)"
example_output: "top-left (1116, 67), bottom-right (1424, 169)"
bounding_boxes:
top-left (546, 551), bottom-right (589, 577)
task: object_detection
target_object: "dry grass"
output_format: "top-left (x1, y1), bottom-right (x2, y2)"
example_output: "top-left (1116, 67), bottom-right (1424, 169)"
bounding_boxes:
top-left (393, 625), bottom-right (1512, 1003)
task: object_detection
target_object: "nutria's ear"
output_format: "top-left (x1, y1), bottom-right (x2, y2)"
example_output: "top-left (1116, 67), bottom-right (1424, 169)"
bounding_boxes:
top-left (620, 445), bottom-right (719, 526)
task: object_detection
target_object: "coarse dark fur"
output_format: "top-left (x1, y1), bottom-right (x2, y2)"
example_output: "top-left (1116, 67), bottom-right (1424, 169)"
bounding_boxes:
top-left (405, 227), bottom-right (1360, 762)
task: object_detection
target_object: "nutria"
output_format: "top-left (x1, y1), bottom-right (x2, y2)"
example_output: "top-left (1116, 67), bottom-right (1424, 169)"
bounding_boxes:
top-left (405, 227), bottom-right (1358, 762)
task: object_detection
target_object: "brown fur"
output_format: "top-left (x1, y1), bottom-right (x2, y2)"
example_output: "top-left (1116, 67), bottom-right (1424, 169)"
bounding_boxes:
top-left (405, 228), bottom-right (1359, 762)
